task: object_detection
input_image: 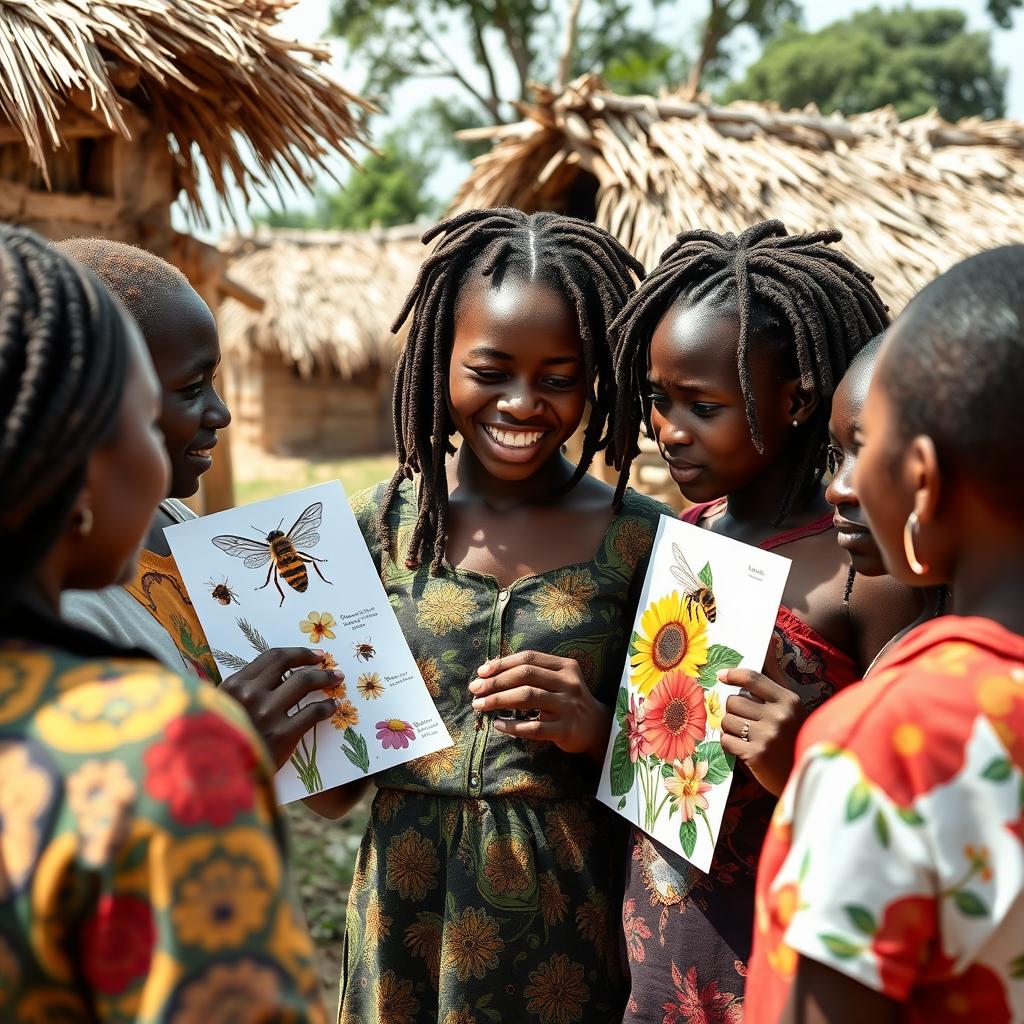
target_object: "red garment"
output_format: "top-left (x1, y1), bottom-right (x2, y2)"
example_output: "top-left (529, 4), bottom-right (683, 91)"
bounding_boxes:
top-left (621, 499), bottom-right (859, 1023)
top-left (747, 617), bottom-right (1024, 1023)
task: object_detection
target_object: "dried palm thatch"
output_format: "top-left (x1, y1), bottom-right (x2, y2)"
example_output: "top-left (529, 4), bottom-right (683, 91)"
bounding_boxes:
top-left (452, 74), bottom-right (1024, 311)
top-left (0, 0), bottom-right (373, 221)
top-left (218, 226), bottom-right (425, 379)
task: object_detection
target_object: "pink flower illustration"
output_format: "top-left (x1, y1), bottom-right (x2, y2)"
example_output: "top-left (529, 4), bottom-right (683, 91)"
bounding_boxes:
top-left (625, 693), bottom-right (652, 763)
top-left (376, 719), bottom-right (417, 750)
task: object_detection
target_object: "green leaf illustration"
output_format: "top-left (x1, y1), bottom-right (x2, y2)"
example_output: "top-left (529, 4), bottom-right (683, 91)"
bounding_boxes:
top-left (699, 562), bottom-right (713, 589)
top-left (698, 644), bottom-right (743, 688)
top-left (982, 757), bottom-right (1012, 782)
top-left (609, 729), bottom-right (636, 796)
top-left (679, 819), bottom-right (697, 858)
top-left (628, 630), bottom-right (642, 658)
top-left (844, 904), bottom-right (877, 936)
top-left (340, 727), bottom-right (370, 774)
top-left (820, 934), bottom-right (862, 959)
top-left (617, 796), bottom-right (627, 810)
top-left (845, 781), bottom-right (871, 821)
top-left (615, 686), bottom-right (629, 727)
top-left (695, 740), bottom-right (732, 785)
top-left (874, 809), bottom-right (891, 848)
top-left (955, 890), bottom-right (988, 918)
top-left (896, 805), bottom-right (925, 826)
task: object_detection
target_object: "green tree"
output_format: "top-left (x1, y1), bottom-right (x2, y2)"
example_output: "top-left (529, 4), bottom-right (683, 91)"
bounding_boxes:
top-left (254, 135), bottom-right (437, 230)
top-left (724, 6), bottom-right (1007, 121)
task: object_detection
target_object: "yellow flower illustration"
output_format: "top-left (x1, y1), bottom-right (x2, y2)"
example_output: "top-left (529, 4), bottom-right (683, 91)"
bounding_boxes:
top-left (171, 858), bottom-right (274, 950)
top-left (0, 741), bottom-right (57, 897)
top-left (299, 611), bottom-right (336, 643)
top-left (614, 518), bottom-right (653, 568)
top-left (416, 656), bottom-right (443, 698)
top-left (575, 889), bottom-right (608, 961)
top-left (411, 731), bottom-right (461, 786)
top-left (630, 591), bottom-right (709, 697)
top-left (705, 689), bottom-right (724, 732)
top-left (404, 915), bottom-right (442, 977)
top-left (331, 699), bottom-right (360, 731)
top-left (483, 834), bottom-right (531, 896)
top-left (169, 959), bottom-right (282, 1024)
top-left (539, 871), bottom-right (568, 926)
top-left (443, 1007), bottom-right (478, 1024)
top-left (543, 801), bottom-right (595, 872)
top-left (385, 827), bottom-right (439, 900)
top-left (531, 569), bottom-right (598, 631)
top-left (365, 890), bottom-right (393, 946)
top-left (357, 672), bottom-right (385, 700)
top-left (322, 678), bottom-right (347, 700)
top-left (375, 789), bottom-right (406, 824)
top-left (35, 672), bottom-right (187, 753)
top-left (374, 970), bottom-right (420, 1024)
top-left (319, 652), bottom-right (338, 671)
top-left (416, 581), bottom-right (479, 636)
top-left (66, 758), bottom-right (137, 867)
top-left (441, 906), bottom-right (504, 982)
top-left (524, 953), bottom-right (590, 1024)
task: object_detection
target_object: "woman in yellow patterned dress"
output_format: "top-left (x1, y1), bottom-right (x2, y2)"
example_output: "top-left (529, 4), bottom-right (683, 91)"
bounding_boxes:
top-left (306, 210), bottom-right (671, 1023)
top-left (0, 227), bottom-right (323, 1022)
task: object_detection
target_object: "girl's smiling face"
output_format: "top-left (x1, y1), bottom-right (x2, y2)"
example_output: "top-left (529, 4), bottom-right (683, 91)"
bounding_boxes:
top-left (448, 278), bottom-right (588, 482)
top-left (647, 296), bottom-right (808, 502)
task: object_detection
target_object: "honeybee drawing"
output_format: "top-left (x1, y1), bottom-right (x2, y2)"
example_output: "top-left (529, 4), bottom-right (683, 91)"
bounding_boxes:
top-left (352, 639), bottom-right (376, 662)
top-left (212, 501), bottom-right (332, 606)
top-left (670, 543), bottom-right (717, 622)
top-left (207, 577), bottom-right (239, 606)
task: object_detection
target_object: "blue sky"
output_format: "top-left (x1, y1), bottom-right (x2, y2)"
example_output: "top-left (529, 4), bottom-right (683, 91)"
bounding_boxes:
top-left (178, 0), bottom-right (1023, 237)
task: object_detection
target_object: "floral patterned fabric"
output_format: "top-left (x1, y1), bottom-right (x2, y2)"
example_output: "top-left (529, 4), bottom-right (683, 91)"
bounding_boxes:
top-left (0, 636), bottom-right (323, 1023)
top-left (339, 479), bottom-right (670, 1024)
top-left (747, 616), bottom-right (1024, 1023)
top-left (620, 500), bottom-right (860, 1023)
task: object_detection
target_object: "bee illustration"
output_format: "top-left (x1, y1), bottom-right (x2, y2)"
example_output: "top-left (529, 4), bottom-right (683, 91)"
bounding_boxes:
top-left (207, 576), bottom-right (239, 606)
top-left (352, 639), bottom-right (376, 662)
top-left (212, 501), bottom-right (332, 607)
top-left (670, 543), bottom-right (717, 622)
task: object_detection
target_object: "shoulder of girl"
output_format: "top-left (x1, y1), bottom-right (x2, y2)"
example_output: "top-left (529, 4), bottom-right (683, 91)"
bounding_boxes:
top-left (621, 487), bottom-right (675, 522)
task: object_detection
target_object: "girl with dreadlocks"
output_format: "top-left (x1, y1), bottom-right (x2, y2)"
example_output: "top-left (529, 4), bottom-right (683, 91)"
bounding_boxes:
top-left (308, 208), bottom-right (670, 1021)
top-left (610, 220), bottom-right (918, 1020)
top-left (0, 225), bottom-right (323, 1019)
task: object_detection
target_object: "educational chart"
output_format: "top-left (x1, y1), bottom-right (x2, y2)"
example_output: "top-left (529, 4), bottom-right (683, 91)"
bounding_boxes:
top-left (166, 481), bottom-right (452, 804)
top-left (597, 517), bottom-right (790, 872)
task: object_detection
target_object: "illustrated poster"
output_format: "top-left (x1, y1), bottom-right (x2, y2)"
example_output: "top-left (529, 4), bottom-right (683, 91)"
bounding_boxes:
top-left (166, 481), bottom-right (452, 804)
top-left (597, 516), bottom-right (790, 871)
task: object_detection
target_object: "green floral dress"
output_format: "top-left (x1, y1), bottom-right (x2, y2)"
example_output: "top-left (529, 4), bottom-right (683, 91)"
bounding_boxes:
top-left (340, 479), bottom-right (670, 1024)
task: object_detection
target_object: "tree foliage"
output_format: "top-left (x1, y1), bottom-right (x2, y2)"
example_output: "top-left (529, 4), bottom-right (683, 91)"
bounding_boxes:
top-left (724, 6), bottom-right (1007, 121)
top-left (254, 135), bottom-right (437, 230)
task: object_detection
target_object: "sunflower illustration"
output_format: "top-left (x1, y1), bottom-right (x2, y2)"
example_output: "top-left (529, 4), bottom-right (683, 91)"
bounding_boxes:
top-left (630, 592), bottom-right (709, 696)
top-left (299, 611), bottom-right (336, 643)
top-left (357, 672), bottom-right (385, 700)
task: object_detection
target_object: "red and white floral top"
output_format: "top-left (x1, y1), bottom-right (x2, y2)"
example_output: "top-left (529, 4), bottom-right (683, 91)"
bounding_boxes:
top-left (747, 616), bottom-right (1024, 1023)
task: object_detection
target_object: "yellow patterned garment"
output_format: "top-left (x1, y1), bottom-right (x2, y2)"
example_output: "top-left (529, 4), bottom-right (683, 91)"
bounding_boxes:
top-left (0, 640), bottom-right (324, 1023)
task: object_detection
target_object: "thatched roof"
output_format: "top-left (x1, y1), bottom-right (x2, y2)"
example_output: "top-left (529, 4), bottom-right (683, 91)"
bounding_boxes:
top-left (218, 226), bottom-right (425, 379)
top-left (0, 0), bottom-right (372, 220)
top-left (452, 74), bottom-right (1024, 310)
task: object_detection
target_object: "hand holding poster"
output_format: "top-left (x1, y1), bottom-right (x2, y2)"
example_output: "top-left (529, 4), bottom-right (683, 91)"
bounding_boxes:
top-left (597, 516), bottom-right (790, 871)
top-left (165, 481), bottom-right (451, 804)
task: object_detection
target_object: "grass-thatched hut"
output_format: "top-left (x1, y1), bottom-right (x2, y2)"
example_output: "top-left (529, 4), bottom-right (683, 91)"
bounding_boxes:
top-left (0, 0), bottom-right (372, 508)
top-left (218, 227), bottom-right (424, 460)
top-left (452, 73), bottom-right (1024, 504)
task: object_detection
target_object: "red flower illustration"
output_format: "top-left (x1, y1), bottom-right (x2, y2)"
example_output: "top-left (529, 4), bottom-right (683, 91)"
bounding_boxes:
top-left (621, 899), bottom-right (652, 963)
top-left (144, 711), bottom-right (256, 826)
top-left (913, 962), bottom-right (1011, 1023)
top-left (870, 896), bottom-right (947, 996)
top-left (641, 672), bottom-right (707, 765)
top-left (663, 963), bottom-right (743, 1024)
top-left (80, 893), bottom-right (155, 994)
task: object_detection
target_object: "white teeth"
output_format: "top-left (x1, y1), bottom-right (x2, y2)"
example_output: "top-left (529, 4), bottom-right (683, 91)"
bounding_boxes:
top-left (484, 426), bottom-right (545, 449)
top-left (191, 449), bottom-right (213, 458)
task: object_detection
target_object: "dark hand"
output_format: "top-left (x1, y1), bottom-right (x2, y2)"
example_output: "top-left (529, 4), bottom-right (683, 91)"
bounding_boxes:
top-left (221, 648), bottom-right (343, 770)
top-left (719, 659), bottom-right (807, 797)
top-left (470, 651), bottom-right (611, 760)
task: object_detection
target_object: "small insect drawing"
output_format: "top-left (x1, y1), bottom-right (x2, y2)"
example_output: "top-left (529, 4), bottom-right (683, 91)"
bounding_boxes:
top-left (670, 543), bottom-right (717, 622)
top-left (212, 501), bottom-right (331, 607)
top-left (352, 638), bottom-right (376, 662)
top-left (207, 576), bottom-right (239, 606)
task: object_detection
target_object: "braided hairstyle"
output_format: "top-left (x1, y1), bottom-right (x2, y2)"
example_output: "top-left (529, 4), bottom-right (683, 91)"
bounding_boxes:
top-left (382, 207), bottom-right (644, 574)
top-left (0, 225), bottom-right (131, 602)
top-left (609, 220), bottom-right (890, 521)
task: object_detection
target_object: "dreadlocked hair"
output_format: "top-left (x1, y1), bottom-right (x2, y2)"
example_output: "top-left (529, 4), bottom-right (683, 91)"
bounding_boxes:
top-left (0, 225), bottom-right (131, 604)
top-left (609, 220), bottom-right (890, 522)
top-left (381, 207), bottom-right (644, 574)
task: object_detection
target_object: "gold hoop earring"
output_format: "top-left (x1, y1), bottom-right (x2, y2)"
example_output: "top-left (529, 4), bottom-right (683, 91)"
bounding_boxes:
top-left (903, 510), bottom-right (929, 575)
top-left (76, 507), bottom-right (93, 538)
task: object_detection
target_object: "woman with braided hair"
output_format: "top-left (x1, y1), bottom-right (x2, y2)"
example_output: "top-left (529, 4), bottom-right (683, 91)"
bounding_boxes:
top-left (308, 208), bottom-right (670, 1021)
top-left (0, 225), bottom-right (324, 1020)
top-left (610, 221), bottom-right (921, 1020)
